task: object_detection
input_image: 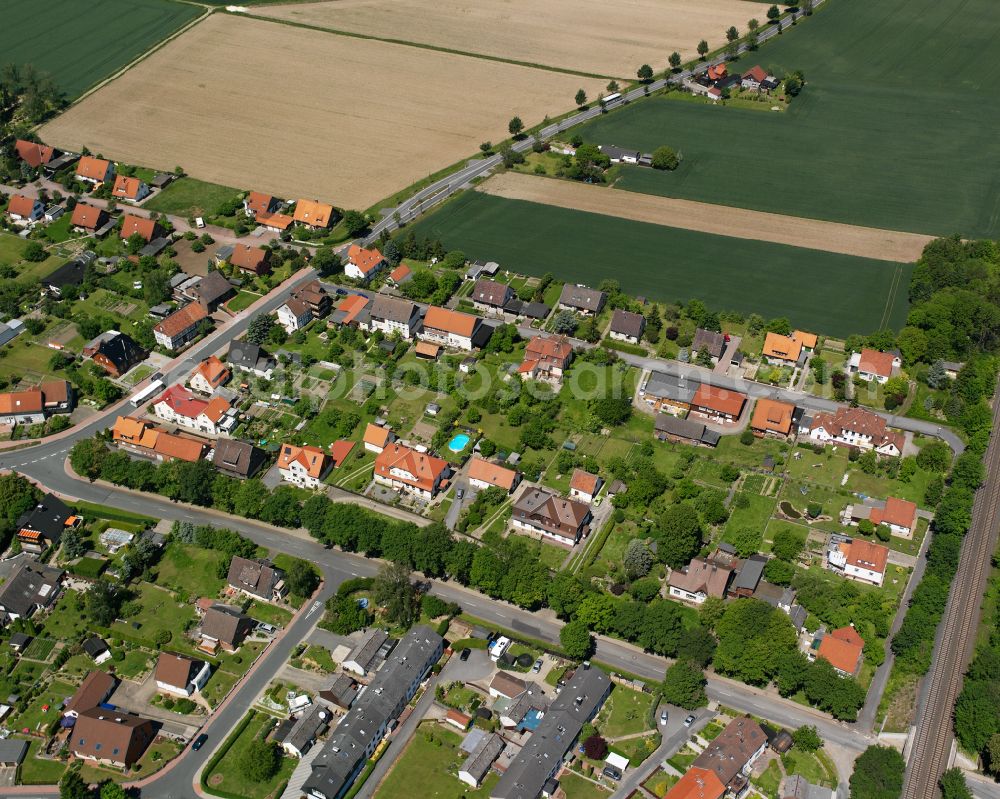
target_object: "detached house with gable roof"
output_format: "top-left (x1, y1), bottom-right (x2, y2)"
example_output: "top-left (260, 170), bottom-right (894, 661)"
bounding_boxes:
top-left (807, 406), bottom-right (903, 456)
top-left (471, 279), bottom-right (514, 316)
top-left (750, 398), bottom-right (796, 439)
top-left (374, 443), bottom-right (451, 500)
top-left (152, 384), bottom-right (233, 436)
top-left (815, 626), bottom-right (864, 677)
top-left (154, 303), bottom-right (209, 350)
top-left (75, 156), bottom-right (114, 185)
top-left (668, 557), bottom-right (733, 604)
top-left (111, 174), bottom-right (150, 203)
top-left (609, 309), bottom-right (645, 344)
top-left (518, 335), bottom-right (574, 388)
top-left (762, 332), bottom-right (803, 366)
top-left (189, 356), bottom-right (230, 395)
top-left (569, 469), bottom-right (602, 503)
top-left (344, 244), bottom-right (385, 282)
top-left (0, 561), bottom-right (63, 620)
top-left (243, 191), bottom-right (277, 218)
top-left (369, 295), bottom-right (420, 339)
top-left (155, 653), bottom-right (211, 697)
top-left (467, 457), bottom-right (520, 493)
top-left (15, 139), bottom-right (56, 170)
top-left (229, 244), bottom-right (271, 276)
top-left (844, 496), bottom-right (918, 539)
top-left (277, 444), bottom-right (331, 489)
top-left (419, 306), bottom-right (480, 351)
top-left (227, 556), bottom-right (286, 602)
top-left (827, 537), bottom-right (889, 586)
top-left (15, 493), bottom-right (79, 554)
top-left (83, 331), bottom-right (146, 378)
top-left (511, 488), bottom-right (592, 547)
top-left (293, 198), bottom-right (335, 229)
top-left (119, 214), bottom-right (160, 243)
top-left (848, 348), bottom-right (901, 383)
top-left (558, 283), bottom-right (606, 316)
top-left (6, 194), bottom-right (44, 225)
top-left (690, 384), bottom-right (747, 423)
top-left (70, 202), bottom-right (108, 233)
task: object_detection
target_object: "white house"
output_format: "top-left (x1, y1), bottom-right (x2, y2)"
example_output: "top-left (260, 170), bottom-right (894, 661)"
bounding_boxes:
top-left (277, 444), bottom-right (331, 489)
top-left (568, 469), bottom-right (602, 504)
top-left (808, 407), bottom-right (903, 456)
top-left (827, 538), bottom-right (888, 587)
top-left (419, 306), bottom-right (479, 352)
top-left (608, 309), bottom-right (645, 345)
top-left (152, 385), bottom-right (234, 437)
top-left (154, 654), bottom-right (211, 697)
top-left (369, 296), bottom-right (420, 340)
top-left (6, 195), bottom-right (44, 225)
top-left (848, 348), bottom-right (901, 384)
top-left (277, 297), bottom-right (313, 334)
top-left (344, 244), bottom-right (385, 282)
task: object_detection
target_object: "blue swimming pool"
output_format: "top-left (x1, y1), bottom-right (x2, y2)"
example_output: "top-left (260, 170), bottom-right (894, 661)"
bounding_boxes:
top-left (448, 433), bottom-right (471, 452)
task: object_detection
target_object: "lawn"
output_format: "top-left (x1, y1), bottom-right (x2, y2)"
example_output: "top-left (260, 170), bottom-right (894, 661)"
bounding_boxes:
top-left (203, 711), bottom-right (294, 799)
top-left (573, 0), bottom-right (1000, 239)
top-left (227, 290), bottom-right (260, 312)
top-left (410, 192), bottom-right (910, 337)
top-left (247, 600), bottom-right (294, 628)
top-left (110, 582), bottom-right (197, 650)
top-left (753, 759), bottom-right (782, 797)
top-left (612, 732), bottom-right (661, 767)
top-left (16, 738), bottom-right (67, 785)
top-left (595, 685), bottom-right (655, 739)
top-left (374, 724), bottom-right (498, 799)
top-left (144, 177), bottom-right (241, 218)
top-left (299, 644), bottom-right (338, 673)
top-left (781, 748), bottom-right (837, 788)
top-left (2, 0), bottom-right (202, 99)
top-left (10, 680), bottom-right (74, 735)
top-left (559, 772), bottom-right (612, 799)
top-left (155, 541), bottom-right (228, 599)
top-left (42, 590), bottom-right (88, 641)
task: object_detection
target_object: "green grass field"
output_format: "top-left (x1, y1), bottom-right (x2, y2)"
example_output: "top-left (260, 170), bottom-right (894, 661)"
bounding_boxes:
top-left (144, 177), bottom-right (241, 217)
top-left (574, 0), bottom-right (1000, 238)
top-left (410, 192), bottom-right (910, 336)
top-left (3, 0), bottom-right (202, 99)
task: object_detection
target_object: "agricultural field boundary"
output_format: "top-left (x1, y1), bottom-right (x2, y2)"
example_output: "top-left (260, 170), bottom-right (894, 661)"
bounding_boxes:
top-left (479, 171), bottom-right (932, 262)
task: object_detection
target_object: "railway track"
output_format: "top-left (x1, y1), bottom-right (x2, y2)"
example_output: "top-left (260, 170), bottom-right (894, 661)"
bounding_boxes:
top-left (902, 377), bottom-right (1000, 799)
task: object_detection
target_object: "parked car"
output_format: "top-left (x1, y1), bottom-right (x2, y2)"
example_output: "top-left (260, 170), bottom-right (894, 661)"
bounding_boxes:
top-left (195, 217), bottom-right (205, 228)
top-left (684, 715), bottom-right (696, 727)
top-left (659, 709), bottom-right (668, 726)
top-left (192, 734), bottom-right (208, 751)
top-left (459, 648), bottom-right (471, 661)
top-left (456, 487), bottom-right (465, 499)
top-left (532, 658), bottom-right (543, 673)
top-left (602, 766), bottom-right (622, 781)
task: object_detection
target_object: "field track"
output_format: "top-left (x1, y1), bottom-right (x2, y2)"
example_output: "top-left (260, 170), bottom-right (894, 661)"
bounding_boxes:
top-left (902, 375), bottom-right (1000, 798)
top-left (479, 172), bottom-right (932, 262)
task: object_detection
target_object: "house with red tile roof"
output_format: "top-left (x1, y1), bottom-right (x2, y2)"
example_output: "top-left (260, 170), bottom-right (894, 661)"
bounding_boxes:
top-left (69, 202), bottom-right (108, 232)
top-left (152, 384), bottom-right (233, 436)
top-left (334, 294), bottom-right (372, 328)
top-left (750, 398), bottom-right (795, 438)
top-left (816, 626), bottom-right (864, 677)
top-left (387, 263), bottom-right (412, 287)
top-left (807, 406), bottom-right (903, 456)
top-left (467, 457), bottom-right (520, 493)
top-left (664, 767), bottom-right (725, 799)
top-left (518, 335), bottom-right (574, 387)
top-left (243, 191), bottom-right (277, 218)
top-left (668, 557), bottom-right (733, 604)
top-left (6, 194), bottom-right (44, 224)
top-left (846, 496), bottom-right (918, 539)
top-left (293, 198), bottom-right (335, 229)
top-left (76, 156), bottom-right (114, 185)
top-left (119, 214), bottom-right (160, 243)
top-left (690, 384), bottom-right (747, 423)
top-left (849, 348), bottom-right (901, 383)
top-left (363, 423), bottom-right (395, 454)
top-left (741, 65), bottom-right (769, 90)
top-left (345, 244), bottom-right (385, 282)
top-left (229, 244), bottom-right (271, 275)
top-left (419, 306), bottom-right (480, 351)
top-left (154, 302), bottom-right (208, 350)
top-left (828, 537), bottom-right (889, 586)
top-left (15, 139), bottom-right (56, 169)
top-left (189, 356), bottom-right (231, 395)
top-left (256, 211), bottom-right (294, 232)
top-left (569, 469), bottom-right (602, 503)
top-left (278, 444), bottom-right (331, 489)
top-left (111, 174), bottom-right (149, 202)
top-left (374, 443), bottom-right (451, 500)
top-left (792, 330), bottom-right (818, 352)
top-left (329, 439), bottom-right (356, 468)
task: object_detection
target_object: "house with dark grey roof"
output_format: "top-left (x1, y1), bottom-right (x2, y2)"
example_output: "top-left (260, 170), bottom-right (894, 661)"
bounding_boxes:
top-left (319, 673), bottom-right (358, 711)
top-left (227, 341), bottom-right (275, 379)
top-left (82, 636), bottom-right (112, 665)
top-left (639, 372), bottom-right (700, 416)
top-left (459, 733), bottom-right (505, 787)
top-left (692, 328), bottom-right (727, 363)
top-left (369, 296), bottom-right (420, 339)
top-left (284, 704), bottom-right (331, 758)
top-left (188, 271), bottom-right (235, 312)
top-left (0, 738), bottom-right (28, 767)
top-left (83, 330), bottom-right (147, 378)
top-left (511, 489), bottom-right (592, 548)
top-left (16, 494), bottom-right (77, 553)
top-left (212, 438), bottom-right (266, 479)
top-left (302, 626), bottom-right (443, 799)
top-left (608, 310), bottom-right (645, 344)
top-left (343, 628), bottom-right (389, 676)
top-left (491, 665), bottom-right (611, 799)
top-left (471, 279), bottom-right (514, 315)
top-left (729, 555), bottom-right (767, 598)
top-left (43, 253), bottom-right (93, 296)
top-left (654, 413), bottom-right (720, 448)
top-left (503, 299), bottom-right (550, 320)
top-left (557, 284), bottom-right (606, 316)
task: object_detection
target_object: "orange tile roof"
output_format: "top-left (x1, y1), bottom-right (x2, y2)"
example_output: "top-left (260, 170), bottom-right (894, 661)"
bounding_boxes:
top-left (792, 330), bottom-right (818, 349)
top-left (859, 348), bottom-right (896, 378)
top-left (154, 432), bottom-right (207, 462)
top-left (389, 264), bottom-right (411, 282)
top-left (570, 468), bottom-right (600, 495)
top-left (347, 244), bottom-right (384, 277)
top-left (817, 626), bottom-right (864, 674)
top-left (111, 174), bottom-right (145, 200)
top-left (193, 356), bottom-right (230, 389)
top-left (76, 156), bottom-right (112, 182)
top-left (256, 211), bottom-right (293, 230)
top-left (202, 396), bottom-right (231, 424)
top-left (113, 415), bottom-right (160, 449)
top-left (467, 456), bottom-right (518, 491)
top-left (744, 65), bottom-right (767, 83)
top-left (0, 389), bottom-right (43, 415)
top-left (374, 443), bottom-right (449, 493)
top-left (846, 539), bottom-right (889, 575)
top-left (751, 398), bottom-right (795, 435)
top-left (329, 439), bottom-right (356, 467)
top-left (7, 194), bottom-right (38, 218)
top-left (762, 332), bottom-right (802, 362)
top-left (870, 497), bottom-right (917, 530)
top-left (664, 767), bottom-right (726, 799)
top-left (70, 202), bottom-right (104, 230)
top-left (15, 139), bottom-right (55, 168)
top-left (363, 423), bottom-right (391, 448)
top-left (692, 384), bottom-right (747, 417)
top-left (154, 303), bottom-right (208, 338)
top-left (414, 341), bottom-right (441, 358)
top-left (293, 198), bottom-right (334, 228)
top-left (119, 214), bottom-right (157, 242)
top-left (525, 335), bottom-right (573, 363)
top-left (277, 443), bottom-right (329, 478)
top-left (245, 191), bottom-right (274, 215)
top-left (229, 244), bottom-right (270, 273)
top-left (337, 294), bottom-right (370, 325)
top-left (423, 306), bottom-right (477, 337)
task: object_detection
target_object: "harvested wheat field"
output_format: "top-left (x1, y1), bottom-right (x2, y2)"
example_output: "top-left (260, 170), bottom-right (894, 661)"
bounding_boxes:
top-left (40, 14), bottom-right (602, 210)
top-left (256, 0), bottom-right (751, 78)
top-left (479, 172), bottom-right (933, 262)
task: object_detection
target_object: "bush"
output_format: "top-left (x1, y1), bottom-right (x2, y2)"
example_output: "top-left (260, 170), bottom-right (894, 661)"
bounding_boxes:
top-left (583, 734), bottom-right (608, 759)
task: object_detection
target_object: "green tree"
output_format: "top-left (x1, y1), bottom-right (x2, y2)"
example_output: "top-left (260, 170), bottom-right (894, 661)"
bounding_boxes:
top-left (60, 772), bottom-right (93, 799)
top-left (651, 146), bottom-right (679, 171)
top-left (508, 116), bottom-right (524, 137)
top-left (939, 768), bottom-right (973, 799)
top-left (100, 783), bottom-right (129, 799)
top-left (676, 626), bottom-right (716, 667)
top-left (373, 562), bottom-right (420, 626)
top-left (240, 736), bottom-right (280, 783)
top-left (728, 527), bottom-right (762, 558)
top-left (62, 527), bottom-right (88, 558)
top-left (653, 503), bottom-right (702, 568)
top-left (767, 4), bottom-right (781, 22)
top-left (668, 52), bottom-right (682, 71)
top-left (552, 310), bottom-right (578, 335)
top-left (637, 64), bottom-right (654, 81)
top-left (696, 40), bottom-right (709, 59)
top-left (917, 440), bottom-right (952, 472)
top-left (623, 538), bottom-right (653, 578)
top-left (661, 659), bottom-right (707, 709)
top-left (285, 558), bottom-right (320, 598)
top-left (70, 438), bottom-right (109, 480)
top-left (342, 210), bottom-right (369, 237)
top-left (725, 26), bottom-right (739, 41)
top-left (575, 89), bottom-right (588, 107)
top-left (792, 725), bottom-right (822, 752)
top-left (849, 745), bottom-right (905, 799)
top-left (560, 619), bottom-right (594, 660)
top-left (245, 313), bottom-right (274, 345)
top-left (23, 241), bottom-right (46, 262)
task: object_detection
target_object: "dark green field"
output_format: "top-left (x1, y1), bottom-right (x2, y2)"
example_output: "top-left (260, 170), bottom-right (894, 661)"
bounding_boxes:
top-left (410, 192), bottom-right (910, 337)
top-left (3, 0), bottom-right (201, 99)
top-left (575, 0), bottom-right (1000, 238)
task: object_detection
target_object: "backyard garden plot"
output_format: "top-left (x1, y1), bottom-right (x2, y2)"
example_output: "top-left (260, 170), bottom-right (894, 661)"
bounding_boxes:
top-left (573, 0), bottom-right (1000, 238)
top-left (2, 0), bottom-right (202, 99)
top-left (410, 192), bottom-right (911, 337)
top-left (40, 14), bottom-right (603, 211)
top-left (255, 0), bottom-right (751, 78)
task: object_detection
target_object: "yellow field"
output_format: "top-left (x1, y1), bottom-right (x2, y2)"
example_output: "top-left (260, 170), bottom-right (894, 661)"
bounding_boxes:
top-left (39, 14), bottom-right (603, 210)
top-left (256, 0), bottom-right (753, 78)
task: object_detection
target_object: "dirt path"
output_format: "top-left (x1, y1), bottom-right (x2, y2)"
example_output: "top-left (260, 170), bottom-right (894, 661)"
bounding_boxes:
top-left (479, 172), bottom-right (934, 263)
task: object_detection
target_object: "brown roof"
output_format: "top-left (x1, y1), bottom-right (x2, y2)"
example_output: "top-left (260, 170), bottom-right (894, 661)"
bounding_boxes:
top-left (743, 65), bottom-right (767, 83)
top-left (423, 306), bottom-right (477, 337)
top-left (472, 279), bottom-right (511, 307)
top-left (70, 202), bottom-right (105, 230)
top-left (668, 558), bottom-right (732, 598)
top-left (414, 341), bottom-right (441, 358)
top-left (155, 653), bottom-right (198, 689)
top-left (40, 380), bottom-right (71, 406)
top-left (692, 328), bottom-right (726, 359)
top-left (762, 332), bottom-right (801, 362)
top-left (489, 671), bottom-right (527, 698)
top-left (810, 407), bottom-right (902, 452)
top-left (870, 497), bottom-right (917, 530)
top-left (201, 605), bottom-right (253, 647)
top-left (119, 214), bottom-right (157, 242)
top-left (212, 438), bottom-right (260, 475)
top-left (859, 348), bottom-right (896, 378)
top-left (817, 626), bottom-right (864, 674)
top-left (154, 303), bottom-right (208, 338)
top-left (72, 707), bottom-right (154, 766)
top-left (65, 670), bottom-right (117, 716)
top-left (7, 194), bottom-right (38, 218)
top-left (846, 539), bottom-right (889, 575)
top-left (15, 139), bottom-right (55, 168)
top-left (76, 156), bottom-right (112, 182)
top-left (227, 556), bottom-right (281, 597)
top-left (570, 469), bottom-right (600, 495)
top-left (610, 309), bottom-right (645, 339)
top-left (467, 457), bottom-right (518, 491)
top-left (693, 717), bottom-right (767, 787)
top-left (751, 399), bottom-right (795, 435)
top-left (692, 384), bottom-right (747, 417)
top-left (229, 244), bottom-right (270, 273)
top-left (294, 198), bottom-right (334, 227)
top-left (512, 489), bottom-right (590, 539)
top-left (111, 175), bottom-right (145, 200)
top-left (0, 389), bottom-right (43, 415)
top-left (446, 709), bottom-right (472, 728)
